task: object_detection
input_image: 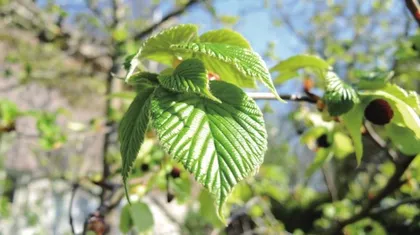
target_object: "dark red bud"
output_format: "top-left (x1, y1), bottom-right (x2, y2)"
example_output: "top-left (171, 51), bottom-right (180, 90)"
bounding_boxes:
top-left (364, 99), bottom-right (394, 125)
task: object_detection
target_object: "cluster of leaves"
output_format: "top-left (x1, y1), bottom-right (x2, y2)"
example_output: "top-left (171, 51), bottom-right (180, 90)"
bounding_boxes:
top-left (120, 24), bottom-right (282, 220)
top-left (271, 54), bottom-right (420, 172)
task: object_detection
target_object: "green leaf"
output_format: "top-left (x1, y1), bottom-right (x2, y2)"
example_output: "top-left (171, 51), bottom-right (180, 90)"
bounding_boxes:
top-left (273, 70), bottom-right (299, 84)
top-left (119, 204), bottom-right (133, 233)
top-left (356, 70), bottom-right (393, 90)
top-left (140, 24), bottom-right (198, 65)
top-left (332, 132), bottom-right (354, 159)
top-left (300, 126), bottom-right (327, 144)
top-left (323, 71), bottom-right (359, 116)
top-left (306, 148), bottom-right (332, 177)
top-left (271, 54), bottom-right (331, 72)
top-left (342, 104), bottom-right (365, 164)
top-left (359, 89), bottom-right (420, 153)
top-left (171, 42), bottom-right (283, 101)
top-left (157, 58), bottom-right (220, 102)
top-left (386, 123), bottom-right (420, 156)
top-left (127, 72), bottom-right (159, 85)
top-left (150, 81), bottom-right (267, 220)
top-left (119, 86), bottom-right (156, 201)
top-left (198, 190), bottom-right (224, 227)
top-left (129, 201), bottom-right (154, 234)
top-left (382, 84), bottom-right (420, 114)
top-left (199, 29), bottom-right (251, 49)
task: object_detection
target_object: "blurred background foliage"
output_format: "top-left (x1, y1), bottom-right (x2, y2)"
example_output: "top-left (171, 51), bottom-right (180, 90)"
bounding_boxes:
top-left (1, 0), bottom-right (420, 234)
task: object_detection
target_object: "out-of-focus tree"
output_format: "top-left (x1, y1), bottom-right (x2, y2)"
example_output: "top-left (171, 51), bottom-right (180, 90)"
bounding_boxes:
top-left (0, 0), bottom-right (420, 235)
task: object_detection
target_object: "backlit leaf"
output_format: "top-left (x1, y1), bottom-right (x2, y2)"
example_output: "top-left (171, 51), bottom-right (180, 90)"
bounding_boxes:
top-left (150, 81), bottom-right (267, 220)
top-left (171, 42), bottom-right (282, 101)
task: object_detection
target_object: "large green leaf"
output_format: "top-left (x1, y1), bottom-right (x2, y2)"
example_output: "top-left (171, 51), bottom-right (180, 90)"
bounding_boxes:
top-left (157, 58), bottom-right (220, 102)
top-left (150, 81), bottom-right (267, 220)
top-left (171, 42), bottom-right (283, 101)
top-left (342, 103), bottom-right (365, 164)
top-left (323, 71), bottom-right (359, 116)
top-left (199, 29), bottom-right (251, 49)
top-left (119, 86), bottom-right (156, 199)
top-left (139, 24), bottom-right (198, 65)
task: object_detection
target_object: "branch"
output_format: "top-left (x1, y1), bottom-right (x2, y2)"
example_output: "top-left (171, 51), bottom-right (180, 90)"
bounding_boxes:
top-left (247, 92), bottom-right (317, 103)
top-left (133, 0), bottom-right (200, 41)
top-left (364, 121), bottom-right (398, 163)
top-left (328, 155), bottom-right (414, 234)
top-left (405, 0), bottom-right (420, 27)
top-left (69, 183), bottom-right (79, 235)
top-left (370, 197), bottom-right (420, 216)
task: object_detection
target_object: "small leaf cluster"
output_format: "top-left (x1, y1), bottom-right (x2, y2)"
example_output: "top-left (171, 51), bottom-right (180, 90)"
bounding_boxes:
top-left (272, 55), bottom-right (420, 171)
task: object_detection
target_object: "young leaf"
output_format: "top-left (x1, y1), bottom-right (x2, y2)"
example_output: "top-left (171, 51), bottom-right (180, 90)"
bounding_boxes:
top-left (157, 58), bottom-right (220, 102)
top-left (270, 54), bottom-right (331, 84)
top-left (342, 104), bottom-right (365, 164)
top-left (386, 123), bottom-right (420, 156)
top-left (199, 29), bottom-right (251, 49)
top-left (150, 81), bottom-right (267, 220)
top-left (171, 42), bottom-right (283, 101)
top-left (119, 204), bottom-right (133, 233)
top-left (305, 148), bottom-right (333, 177)
top-left (119, 86), bottom-right (156, 199)
top-left (356, 70), bottom-right (393, 90)
top-left (270, 54), bottom-right (331, 73)
top-left (129, 202), bottom-right (154, 233)
top-left (323, 71), bottom-right (359, 116)
top-left (382, 84), bottom-right (420, 114)
top-left (359, 89), bottom-right (420, 149)
top-left (139, 24), bottom-right (198, 65)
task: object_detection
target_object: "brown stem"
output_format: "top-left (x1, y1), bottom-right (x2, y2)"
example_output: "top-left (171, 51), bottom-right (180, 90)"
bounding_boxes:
top-left (133, 0), bottom-right (200, 40)
top-left (405, 0), bottom-right (420, 27)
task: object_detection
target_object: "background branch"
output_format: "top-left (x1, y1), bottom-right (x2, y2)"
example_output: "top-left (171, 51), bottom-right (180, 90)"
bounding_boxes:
top-left (133, 0), bottom-right (200, 40)
top-left (405, 0), bottom-right (420, 27)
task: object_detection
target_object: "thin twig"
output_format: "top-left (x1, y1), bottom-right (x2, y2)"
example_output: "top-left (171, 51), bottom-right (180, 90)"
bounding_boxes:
top-left (133, 0), bottom-right (200, 40)
top-left (328, 155), bottom-right (414, 234)
top-left (247, 92), bottom-right (317, 103)
top-left (370, 197), bottom-right (420, 215)
top-left (405, 0), bottom-right (420, 27)
top-left (364, 121), bottom-right (398, 164)
top-left (69, 183), bottom-right (79, 235)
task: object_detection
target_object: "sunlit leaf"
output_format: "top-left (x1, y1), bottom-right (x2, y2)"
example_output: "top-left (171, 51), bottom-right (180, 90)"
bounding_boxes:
top-left (119, 86), bottom-right (156, 200)
top-left (342, 104), bottom-right (365, 164)
top-left (323, 71), bottom-right (359, 116)
top-left (129, 202), bottom-right (154, 233)
top-left (157, 58), bottom-right (220, 102)
top-left (171, 42), bottom-right (283, 101)
top-left (306, 148), bottom-right (333, 177)
top-left (199, 29), bottom-right (251, 49)
top-left (139, 24), bottom-right (198, 65)
top-left (150, 81), bottom-right (267, 220)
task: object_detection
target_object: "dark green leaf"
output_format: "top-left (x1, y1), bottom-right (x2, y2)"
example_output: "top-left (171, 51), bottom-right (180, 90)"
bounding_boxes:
top-left (323, 71), bottom-right (359, 116)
